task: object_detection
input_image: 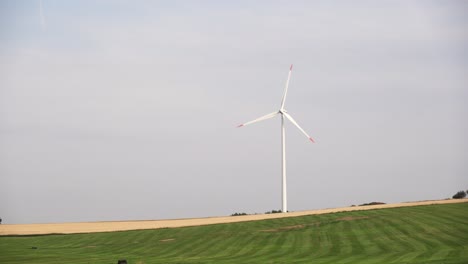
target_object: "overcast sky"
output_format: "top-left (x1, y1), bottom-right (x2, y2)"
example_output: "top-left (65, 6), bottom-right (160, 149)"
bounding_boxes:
top-left (1, 1), bottom-right (467, 224)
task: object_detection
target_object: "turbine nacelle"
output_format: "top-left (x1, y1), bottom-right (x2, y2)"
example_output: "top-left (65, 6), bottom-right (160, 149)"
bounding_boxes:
top-left (238, 109), bottom-right (314, 143)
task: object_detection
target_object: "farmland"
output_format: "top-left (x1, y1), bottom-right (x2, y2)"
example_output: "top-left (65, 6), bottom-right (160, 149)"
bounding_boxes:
top-left (1, 202), bottom-right (467, 263)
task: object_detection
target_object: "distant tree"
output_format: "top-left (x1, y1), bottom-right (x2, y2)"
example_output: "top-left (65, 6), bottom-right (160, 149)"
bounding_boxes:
top-left (265, 210), bottom-right (282, 214)
top-left (231, 212), bottom-right (248, 216)
top-left (359, 202), bottom-right (386, 206)
top-left (0, 218), bottom-right (2, 224)
top-left (452, 190), bottom-right (467, 199)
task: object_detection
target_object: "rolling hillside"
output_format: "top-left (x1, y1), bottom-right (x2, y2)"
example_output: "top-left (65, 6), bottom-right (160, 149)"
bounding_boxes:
top-left (1, 202), bottom-right (467, 263)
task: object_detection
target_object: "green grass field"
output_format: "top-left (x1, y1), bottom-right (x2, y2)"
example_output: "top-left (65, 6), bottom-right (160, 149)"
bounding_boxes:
top-left (1, 203), bottom-right (467, 264)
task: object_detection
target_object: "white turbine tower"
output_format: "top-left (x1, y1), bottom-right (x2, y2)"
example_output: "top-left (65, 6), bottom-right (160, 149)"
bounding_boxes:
top-left (238, 64), bottom-right (314, 213)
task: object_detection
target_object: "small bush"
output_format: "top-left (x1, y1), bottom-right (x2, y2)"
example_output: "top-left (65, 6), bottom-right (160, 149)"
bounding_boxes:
top-left (359, 202), bottom-right (386, 206)
top-left (265, 210), bottom-right (282, 214)
top-left (231, 212), bottom-right (248, 216)
top-left (452, 190), bottom-right (467, 199)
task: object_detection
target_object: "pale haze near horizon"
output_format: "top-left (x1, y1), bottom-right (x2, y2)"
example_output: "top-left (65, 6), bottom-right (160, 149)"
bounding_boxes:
top-left (1, 1), bottom-right (467, 224)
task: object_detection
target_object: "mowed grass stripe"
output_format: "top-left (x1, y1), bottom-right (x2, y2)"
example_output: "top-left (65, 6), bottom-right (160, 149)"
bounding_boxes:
top-left (376, 206), bottom-right (467, 264)
top-left (343, 220), bottom-right (372, 263)
top-left (210, 223), bottom-right (260, 261)
top-left (357, 215), bottom-right (390, 254)
top-left (402, 205), bottom-right (468, 261)
top-left (403, 213), bottom-right (463, 259)
top-left (381, 212), bottom-right (441, 263)
top-left (0, 202), bottom-right (467, 263)
top-left (417, 207), bottom-right (468, 245)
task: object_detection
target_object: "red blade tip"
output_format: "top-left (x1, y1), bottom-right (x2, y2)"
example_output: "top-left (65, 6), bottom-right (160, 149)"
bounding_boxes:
top-left (237, 124), bottom-right (244, 128)
top-left (290, 64), bottom-right (293, 70)
top-left (309, 137), bottom-right (315, 143)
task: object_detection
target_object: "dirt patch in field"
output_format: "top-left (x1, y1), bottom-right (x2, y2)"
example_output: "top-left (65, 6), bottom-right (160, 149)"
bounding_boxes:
top-left (260, 225), bottom-right (304, 232)
top-left (260, 223), bottom-right (320, 232)
top-left (159, 238), bottom-right (175, 242)
top-left (259, 217), bottom-right (368, 232)
top-left (336, 216), bottom-right (370, 221)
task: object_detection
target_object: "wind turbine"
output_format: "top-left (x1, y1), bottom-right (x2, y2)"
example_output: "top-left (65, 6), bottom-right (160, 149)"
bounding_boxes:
top-left (237, 64), bottom-right (314, 213)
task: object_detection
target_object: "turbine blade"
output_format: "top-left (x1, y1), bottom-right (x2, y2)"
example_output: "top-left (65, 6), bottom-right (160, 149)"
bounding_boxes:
top-left (280, 64), bottom-right (293, 110)
top-left (238, 111), bottom-right (279, 127)
top-left (283, 112), bottom-right (315, 142)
